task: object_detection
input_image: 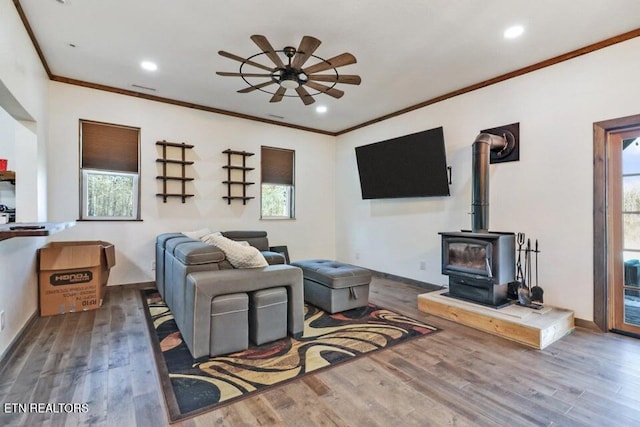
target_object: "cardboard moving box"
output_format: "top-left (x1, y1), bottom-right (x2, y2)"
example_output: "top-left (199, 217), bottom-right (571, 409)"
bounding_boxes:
top-left (38, 241), bottom-right (116, 316)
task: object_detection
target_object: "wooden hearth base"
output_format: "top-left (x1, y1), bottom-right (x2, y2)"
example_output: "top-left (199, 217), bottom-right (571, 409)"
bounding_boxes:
top-left (417, 290), bottom-right (574, 349)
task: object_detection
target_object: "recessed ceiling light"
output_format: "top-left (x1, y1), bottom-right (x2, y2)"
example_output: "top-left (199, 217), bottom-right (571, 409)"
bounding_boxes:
top-left (140, 61), bottom-right (158, 71)
top-left (503, 25), bottom-right (524, 39)
top-left (316, 105), bottom-right (328, 114)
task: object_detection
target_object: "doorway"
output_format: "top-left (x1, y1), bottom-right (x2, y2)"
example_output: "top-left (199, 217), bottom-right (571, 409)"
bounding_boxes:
top-left (594, 115), bottom-right (640, 336)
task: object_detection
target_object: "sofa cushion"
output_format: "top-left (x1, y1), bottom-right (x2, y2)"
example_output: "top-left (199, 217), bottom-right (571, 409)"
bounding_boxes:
top-left (222, 231), bottom-right (269, 251)
top-left (208, 234), bottom-right (268, 268)
top-left (174, 241), bottom-right (226, 265)
top-left (166, 236), bottom-right (197, 254)
top-left (157, 232), bottom-right (185, 247)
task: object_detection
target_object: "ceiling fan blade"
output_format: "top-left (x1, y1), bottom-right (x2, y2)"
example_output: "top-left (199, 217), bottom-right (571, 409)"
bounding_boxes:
top-left (308, 74), bottom-right (361, 85)
top-left (305, 81), bottom-right (344, 99)
top-left (270, 86), bottom-right (287, 103)
top-left (303, 53), bottom-right (357, 74)
top-left (250, 35), bottom-right (285, 68)
top-left (291, 36), bottom-right (322, 69)
top-left (237, 80), bottom-right (276, 94)
top-left (295, 86), bottom-right (315, 105)
top-left (218, 50), bottom-right (274, 72)
top-left (216, 72), bottom-right (273, 78)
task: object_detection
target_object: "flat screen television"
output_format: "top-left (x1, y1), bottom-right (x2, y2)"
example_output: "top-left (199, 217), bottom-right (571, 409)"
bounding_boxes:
top-left (355, 126), bottom-right (450, 199)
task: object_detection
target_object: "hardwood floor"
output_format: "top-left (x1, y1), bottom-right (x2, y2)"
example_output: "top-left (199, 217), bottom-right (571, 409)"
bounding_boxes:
top-left (1, 277), bottom-right (640, 426)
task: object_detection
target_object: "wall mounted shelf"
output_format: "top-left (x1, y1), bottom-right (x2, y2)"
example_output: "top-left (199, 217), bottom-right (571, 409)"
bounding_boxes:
top-left (222, 149), bottom-right (255, 205)
top-left (0, 170), bottom-right (16, 185)
top-left (156, 140), bottom-right (195, 203)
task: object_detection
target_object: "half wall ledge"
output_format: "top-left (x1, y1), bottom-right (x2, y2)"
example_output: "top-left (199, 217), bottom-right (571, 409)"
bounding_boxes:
top-left (0, 221), bottom-right (76, 242)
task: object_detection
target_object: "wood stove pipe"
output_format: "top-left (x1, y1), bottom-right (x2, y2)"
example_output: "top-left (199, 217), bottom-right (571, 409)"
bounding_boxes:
top-left (471, 133), bottom-right (507, 232)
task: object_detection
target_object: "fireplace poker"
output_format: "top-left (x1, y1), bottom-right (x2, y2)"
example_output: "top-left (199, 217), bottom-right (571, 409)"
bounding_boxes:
top-left (531, 240), bottom-right (544, 303)
top-left (517, 238), bottom-right (532, 306)
top-left (516, 232), bottom-right (525, 281)
top-left (527, 239), bottom-right (532, 292)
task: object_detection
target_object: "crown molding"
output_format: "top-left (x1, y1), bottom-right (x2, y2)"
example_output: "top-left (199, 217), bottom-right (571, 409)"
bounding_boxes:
top-left (336, 27), bottom-right (640, 135)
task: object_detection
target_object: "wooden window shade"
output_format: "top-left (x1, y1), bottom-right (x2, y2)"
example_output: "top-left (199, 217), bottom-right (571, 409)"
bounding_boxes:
top-left (81, 121), bottom-right (139, 172)
top-left (261, 146), bottom-right (294, 185)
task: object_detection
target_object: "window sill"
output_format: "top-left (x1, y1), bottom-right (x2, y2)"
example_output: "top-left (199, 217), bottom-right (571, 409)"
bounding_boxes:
top-left (260, 217), bottom-right (296, 221)
top-left (77, 219), bottom-right (144, 222)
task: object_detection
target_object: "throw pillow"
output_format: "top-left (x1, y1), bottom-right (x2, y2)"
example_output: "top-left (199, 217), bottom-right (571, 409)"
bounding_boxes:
top-left (207, 234), bottom-right (268, 268)
top-left (181, 228), bottom-right (211, 239)
top-left (200, 231), bottom-right (222, 244)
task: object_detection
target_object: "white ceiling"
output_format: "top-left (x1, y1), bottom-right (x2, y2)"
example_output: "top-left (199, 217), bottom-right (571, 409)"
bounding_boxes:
top-left (17, 0), bottom-right (640, 134)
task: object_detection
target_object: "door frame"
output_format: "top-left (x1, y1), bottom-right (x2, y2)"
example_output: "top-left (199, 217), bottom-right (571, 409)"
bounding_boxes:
top-left (593, 114), bottom-right (640, 332)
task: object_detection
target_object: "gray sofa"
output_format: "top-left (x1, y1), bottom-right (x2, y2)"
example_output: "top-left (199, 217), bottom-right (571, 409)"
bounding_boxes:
top-left (155, 231), bottom-right (304, 358)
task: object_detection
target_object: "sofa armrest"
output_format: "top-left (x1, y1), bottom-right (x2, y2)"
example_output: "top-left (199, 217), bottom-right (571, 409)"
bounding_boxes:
top-left (261, 250), bottom-right (286, 265)
top-left (268, 245), bottom-right (290, 264)
top-left (184, 264), bottom-right (304, 359)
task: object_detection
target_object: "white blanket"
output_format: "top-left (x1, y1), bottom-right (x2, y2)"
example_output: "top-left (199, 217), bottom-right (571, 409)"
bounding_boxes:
top-left (201, 233), bottom-right (268, 268)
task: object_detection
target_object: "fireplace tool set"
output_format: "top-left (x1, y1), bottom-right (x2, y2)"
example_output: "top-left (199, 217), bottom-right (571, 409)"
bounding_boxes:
top-left (515, 233), bottom-right (544, 308)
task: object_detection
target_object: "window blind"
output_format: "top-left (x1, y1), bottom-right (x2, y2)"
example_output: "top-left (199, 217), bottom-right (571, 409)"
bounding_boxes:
top-left (261, 146), bottom-right (294, 185)
top-left (81, 121), bottom-right (139, 172)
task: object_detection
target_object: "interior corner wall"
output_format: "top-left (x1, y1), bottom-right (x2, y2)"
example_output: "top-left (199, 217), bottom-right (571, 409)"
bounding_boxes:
top-left (0, 1), bottom-right (50, 360)
top-left (46, 82), bottom-right (336, 286)
top-left (335, 37), bottom-right (640, 321)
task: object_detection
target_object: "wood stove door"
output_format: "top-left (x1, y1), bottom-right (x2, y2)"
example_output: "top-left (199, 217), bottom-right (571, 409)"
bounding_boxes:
top-left (610, 128), bottom-right (640, 336)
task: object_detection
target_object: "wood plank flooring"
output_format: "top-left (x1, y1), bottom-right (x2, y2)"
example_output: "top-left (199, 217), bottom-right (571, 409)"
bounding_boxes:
top-left (1, 277), bottom-right (640, 426)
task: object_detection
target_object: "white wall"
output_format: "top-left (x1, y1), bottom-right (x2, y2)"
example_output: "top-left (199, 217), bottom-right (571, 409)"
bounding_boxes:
top-left (47, 82), bottom-right (336, 285)
top-left (0, 0), bottom-right (50, 359)
top-left (336, 37), bottom-right (640, 321)
top-left (0, 107), bottom-right (16, 208)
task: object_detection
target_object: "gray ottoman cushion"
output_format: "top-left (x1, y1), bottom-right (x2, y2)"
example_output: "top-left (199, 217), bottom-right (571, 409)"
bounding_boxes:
top-left (249, 287), bottom-right (288, 345)
top-left (291, 260), bottom-right (372, 313)
top-left (291, 259), bottom-right (372, 288)
top-left (210, 293), bottom-right (248, 356)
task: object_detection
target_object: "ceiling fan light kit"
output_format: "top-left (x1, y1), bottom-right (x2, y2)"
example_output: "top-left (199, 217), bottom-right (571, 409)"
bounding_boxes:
top-left (217, 35), bottom-right (361, 105)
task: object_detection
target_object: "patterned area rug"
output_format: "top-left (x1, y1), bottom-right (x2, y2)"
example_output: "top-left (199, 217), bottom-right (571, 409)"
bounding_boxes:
top-left (141, 289), bottom-right (439, 422)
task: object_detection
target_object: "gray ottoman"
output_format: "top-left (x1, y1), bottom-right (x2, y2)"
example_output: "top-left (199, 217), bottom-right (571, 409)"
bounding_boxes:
top-left (291, 260), bottom-right (372, 313)
top-left (210, 293), bottom-right (248, 356)
top-left (249, 287), bottom-right (288, 345)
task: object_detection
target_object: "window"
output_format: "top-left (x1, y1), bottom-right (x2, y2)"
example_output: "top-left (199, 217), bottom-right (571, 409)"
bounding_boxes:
top-left (261, 146), bottom-right (294, 219)
top-left (80, 120), bottom-right (141, 220)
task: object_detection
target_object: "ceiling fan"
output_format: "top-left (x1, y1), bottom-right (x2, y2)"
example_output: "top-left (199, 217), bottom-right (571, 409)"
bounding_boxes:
top-left (216, 35), bottom-right (361, 106)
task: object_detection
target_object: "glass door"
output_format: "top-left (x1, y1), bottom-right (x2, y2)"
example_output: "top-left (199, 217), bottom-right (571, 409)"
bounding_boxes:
top-left (611, 129), bottom-right (640, 335)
